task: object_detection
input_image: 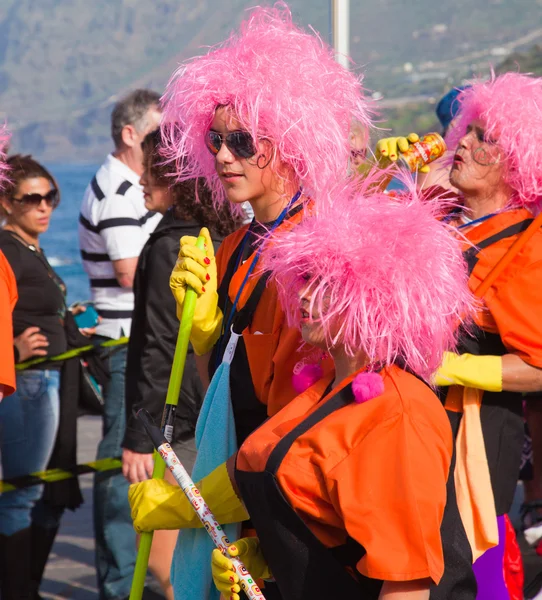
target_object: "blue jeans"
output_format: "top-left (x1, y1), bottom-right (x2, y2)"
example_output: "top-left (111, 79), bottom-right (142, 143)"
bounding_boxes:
top-left (92, 338), bottom-right (134, 600)
top-left (0, 369), bottom-right (60, 535)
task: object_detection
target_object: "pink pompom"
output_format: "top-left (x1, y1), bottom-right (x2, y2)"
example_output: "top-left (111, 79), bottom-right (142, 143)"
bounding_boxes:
top-left (352, 372), bottom-right (384, 404)
top-left (292, 363), bottom-right (323, 394)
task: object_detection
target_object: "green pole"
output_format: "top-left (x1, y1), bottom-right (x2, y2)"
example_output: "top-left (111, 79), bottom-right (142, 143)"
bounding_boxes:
top-left (16, 337), bottom-right (129, 370)
top-left (129, 234), bottom-right (206, 600)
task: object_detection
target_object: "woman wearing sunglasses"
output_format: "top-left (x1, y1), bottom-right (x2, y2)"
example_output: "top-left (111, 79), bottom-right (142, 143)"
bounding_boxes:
top-left (0, 154), bottom-right (72, 598)
top-left (129, 5), bottom-right (372, 598)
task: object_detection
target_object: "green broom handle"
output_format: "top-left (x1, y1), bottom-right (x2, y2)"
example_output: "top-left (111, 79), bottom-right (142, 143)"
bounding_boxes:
top-left (130, 233), bottom-right (206, 600)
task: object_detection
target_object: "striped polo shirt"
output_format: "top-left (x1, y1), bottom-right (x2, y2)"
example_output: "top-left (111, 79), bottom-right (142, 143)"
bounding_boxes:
top-left (78, 154), bottom-right (161, 339)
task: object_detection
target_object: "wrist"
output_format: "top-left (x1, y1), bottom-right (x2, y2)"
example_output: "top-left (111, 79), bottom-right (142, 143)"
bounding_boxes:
top-left (191, 308), bottom-right (224, 356)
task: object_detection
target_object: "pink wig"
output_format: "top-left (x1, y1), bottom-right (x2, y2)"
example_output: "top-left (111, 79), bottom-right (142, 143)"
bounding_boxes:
top-left (260, 170), bottom-right (474, 382)
top-left (161, 3), bottom-right (373, 206)
top-left (0, 125), bottom-right (10, 190)
top-left (446, 72), bottom-right (542, 206)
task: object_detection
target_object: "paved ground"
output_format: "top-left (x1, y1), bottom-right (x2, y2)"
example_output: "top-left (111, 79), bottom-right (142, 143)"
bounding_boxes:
top-left (41, 416), bottom-right (103, 599)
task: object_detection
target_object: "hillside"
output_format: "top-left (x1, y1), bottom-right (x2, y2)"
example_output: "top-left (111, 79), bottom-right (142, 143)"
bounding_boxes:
top-left (0, 0), bottom-right (540, 161)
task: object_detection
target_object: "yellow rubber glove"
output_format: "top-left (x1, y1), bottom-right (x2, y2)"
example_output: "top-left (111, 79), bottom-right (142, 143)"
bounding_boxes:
top-left (433, 352), bottom-right (503, 392)
top-left (211, 537), bottom-right (272, 600)
top-left (169, 227), bottom-right (223, 355)
top-left (375, 132), bottom-right (430, 173)
top-left (129, 462), bottom-right (249, 534)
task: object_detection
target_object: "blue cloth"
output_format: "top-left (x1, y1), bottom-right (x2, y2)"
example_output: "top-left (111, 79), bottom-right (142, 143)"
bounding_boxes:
top-left (171, 343), bottom-right (239, 600)
top-left (0, 369), bottom-right (60, 535)
top-left (92, 339), bottom-right (135, 600)
top-left (436, 86), bottom-right (470, 131)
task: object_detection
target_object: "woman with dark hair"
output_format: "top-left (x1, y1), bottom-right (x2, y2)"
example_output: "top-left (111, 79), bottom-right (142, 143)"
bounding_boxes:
top-left (0, 155), bottom-right (91, 599)
top-left (121, 129), bottom-right (243, 599)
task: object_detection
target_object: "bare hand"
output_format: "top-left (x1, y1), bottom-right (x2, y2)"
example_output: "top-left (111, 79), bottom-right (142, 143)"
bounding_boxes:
top-left (79, 327), bottom-right (97, 337)
top-left (122, 449), bottom-right (154, 484)
top-left (14, 327), bottom-right (49, 362)
top-left (70, 304), bottom-right (100, 337)
top-left (70, 302), bottom-right (86, 316)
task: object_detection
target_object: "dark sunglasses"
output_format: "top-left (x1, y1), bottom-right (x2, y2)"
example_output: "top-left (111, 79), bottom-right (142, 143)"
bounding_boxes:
top-left (205, 130), bottom-right (256, 159)
top-left (11, 189), bottom-right (60, 209)
top-left (350, 149), bottom-right (366, 160)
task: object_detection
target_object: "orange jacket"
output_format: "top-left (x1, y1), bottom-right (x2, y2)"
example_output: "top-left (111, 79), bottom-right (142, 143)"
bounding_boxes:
top-left (237, 365), bottom-right (452, 584)
top-left (0, 250), bottom-right (18, 396)
top-left (457, 208), bottom-right (542, 367)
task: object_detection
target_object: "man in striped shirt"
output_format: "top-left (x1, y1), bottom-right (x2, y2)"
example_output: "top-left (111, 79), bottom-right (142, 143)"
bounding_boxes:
top-left (78, 89), bottom-right (161, 600)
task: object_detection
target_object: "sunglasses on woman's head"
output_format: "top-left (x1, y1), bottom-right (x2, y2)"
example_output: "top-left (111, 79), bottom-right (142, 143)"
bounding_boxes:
top-left (205, 130), bottom-right (256, 159)
top-left (11, 189), bottom-right (60, 209)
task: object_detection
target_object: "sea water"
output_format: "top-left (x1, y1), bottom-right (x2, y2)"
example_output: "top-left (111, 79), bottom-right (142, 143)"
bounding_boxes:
top-left (41, 163), bottom-right (100, 304)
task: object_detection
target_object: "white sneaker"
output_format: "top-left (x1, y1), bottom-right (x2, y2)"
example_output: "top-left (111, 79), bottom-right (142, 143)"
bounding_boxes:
top-left (524, 522), bottom-right (542, 546)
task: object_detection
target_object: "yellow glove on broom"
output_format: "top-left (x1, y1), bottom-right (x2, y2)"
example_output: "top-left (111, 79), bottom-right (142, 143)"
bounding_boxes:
top-left (170, 227), bottom-right (223, 355)
top-left (211, 537), bottom-right (272, 600)
top-left (433, 351), bottom-right (503, 392)
top-left (129, 462), bottom-right (249, 534)
top-left (375, 132), bottom-right (431, 173)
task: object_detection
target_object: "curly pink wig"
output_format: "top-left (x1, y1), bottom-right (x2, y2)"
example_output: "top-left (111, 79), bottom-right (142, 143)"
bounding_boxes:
top-left (446, 72), bottom-right (542, 206)
top-left (161, 2), bottom-right (373, 206)
top-left (260, 170), bottom-right (474, 381)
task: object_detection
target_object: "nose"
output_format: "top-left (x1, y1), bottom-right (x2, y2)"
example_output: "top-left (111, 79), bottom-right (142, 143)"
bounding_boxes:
top-left (298, 283), bottom-right (312, 304)
top-left (458, 130), bottom-right (473, 150)
top-left (215, 138), bottom-right (235, 164)
top-left (139, 171), bottom-right (148, 187)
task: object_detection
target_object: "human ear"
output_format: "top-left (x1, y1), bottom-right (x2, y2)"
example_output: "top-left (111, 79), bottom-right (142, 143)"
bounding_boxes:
top-left (121, 124), bottom-right (137, 149)
top-left (0, 196), bottom-right (12, 215)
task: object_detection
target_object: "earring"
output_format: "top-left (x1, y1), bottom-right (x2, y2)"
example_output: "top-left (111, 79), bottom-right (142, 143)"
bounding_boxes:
top-left (256, 154), bottom-right (270, 169)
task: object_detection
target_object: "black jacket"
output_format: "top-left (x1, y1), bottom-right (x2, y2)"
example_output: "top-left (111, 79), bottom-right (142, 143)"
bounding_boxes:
top-left (123, 211), bottom-right (220, 453)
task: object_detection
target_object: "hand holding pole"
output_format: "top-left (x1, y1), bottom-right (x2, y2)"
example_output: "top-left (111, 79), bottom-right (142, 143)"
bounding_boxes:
top-left (137, 409), bottom-right (267, 600)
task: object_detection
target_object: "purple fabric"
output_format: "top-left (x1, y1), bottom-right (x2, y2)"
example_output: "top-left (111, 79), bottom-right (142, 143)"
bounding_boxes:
top-left (472, 515), bottom-right (509, 600)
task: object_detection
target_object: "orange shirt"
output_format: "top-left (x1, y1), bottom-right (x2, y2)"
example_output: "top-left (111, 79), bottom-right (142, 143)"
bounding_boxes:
top-left (455, 208), bottom-right (542, 367)
top-left (215, 207), bottom-right (324, 416)
top-left (0, 250), bottom-right (18, 396)
top-left (237, 365), bottom-right (453, 584)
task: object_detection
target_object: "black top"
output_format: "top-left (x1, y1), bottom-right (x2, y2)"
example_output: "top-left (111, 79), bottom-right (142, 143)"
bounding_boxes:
top-left (0, 230), bottom-right (67, 361)
top-left (122, 210), bottom-right (223, 453)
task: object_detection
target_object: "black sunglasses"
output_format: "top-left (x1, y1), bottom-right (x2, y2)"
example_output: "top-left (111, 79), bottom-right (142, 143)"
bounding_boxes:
top-left (205, 130), bottom-right (257, 159)
top-left (11, 189), bottom-right (60, 209)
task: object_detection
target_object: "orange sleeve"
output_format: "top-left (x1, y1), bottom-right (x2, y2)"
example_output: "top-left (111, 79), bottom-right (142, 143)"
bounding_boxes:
top-left (0, 252), bottom-right (17, 396)
top-left (327, 412), bottom-right (450, 584)
top-left (487, 260), bottom-right (542, 367)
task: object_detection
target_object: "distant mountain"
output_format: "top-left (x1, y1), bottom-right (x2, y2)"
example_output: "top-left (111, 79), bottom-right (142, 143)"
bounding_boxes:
top-left (0, 0), bottom-right (540, 161)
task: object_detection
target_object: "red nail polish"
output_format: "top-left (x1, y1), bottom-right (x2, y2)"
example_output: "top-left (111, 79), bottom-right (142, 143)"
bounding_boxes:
top-left (390, 154), bottom-right (396, 159)
top-left (206, 274), bottom-right (210, 281)
top-left (201, 287), bottom-right (206, 293)
top-left (229, 577), bottom-right (235, 583)
top-left (204, 257), bottom-right (211, 265)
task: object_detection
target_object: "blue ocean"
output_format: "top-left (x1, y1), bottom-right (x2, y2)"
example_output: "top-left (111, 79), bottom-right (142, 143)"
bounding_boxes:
top-left (42, 164), bottom-right (409, 306)
top-left (42, 163), bottom-right (100, 304)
